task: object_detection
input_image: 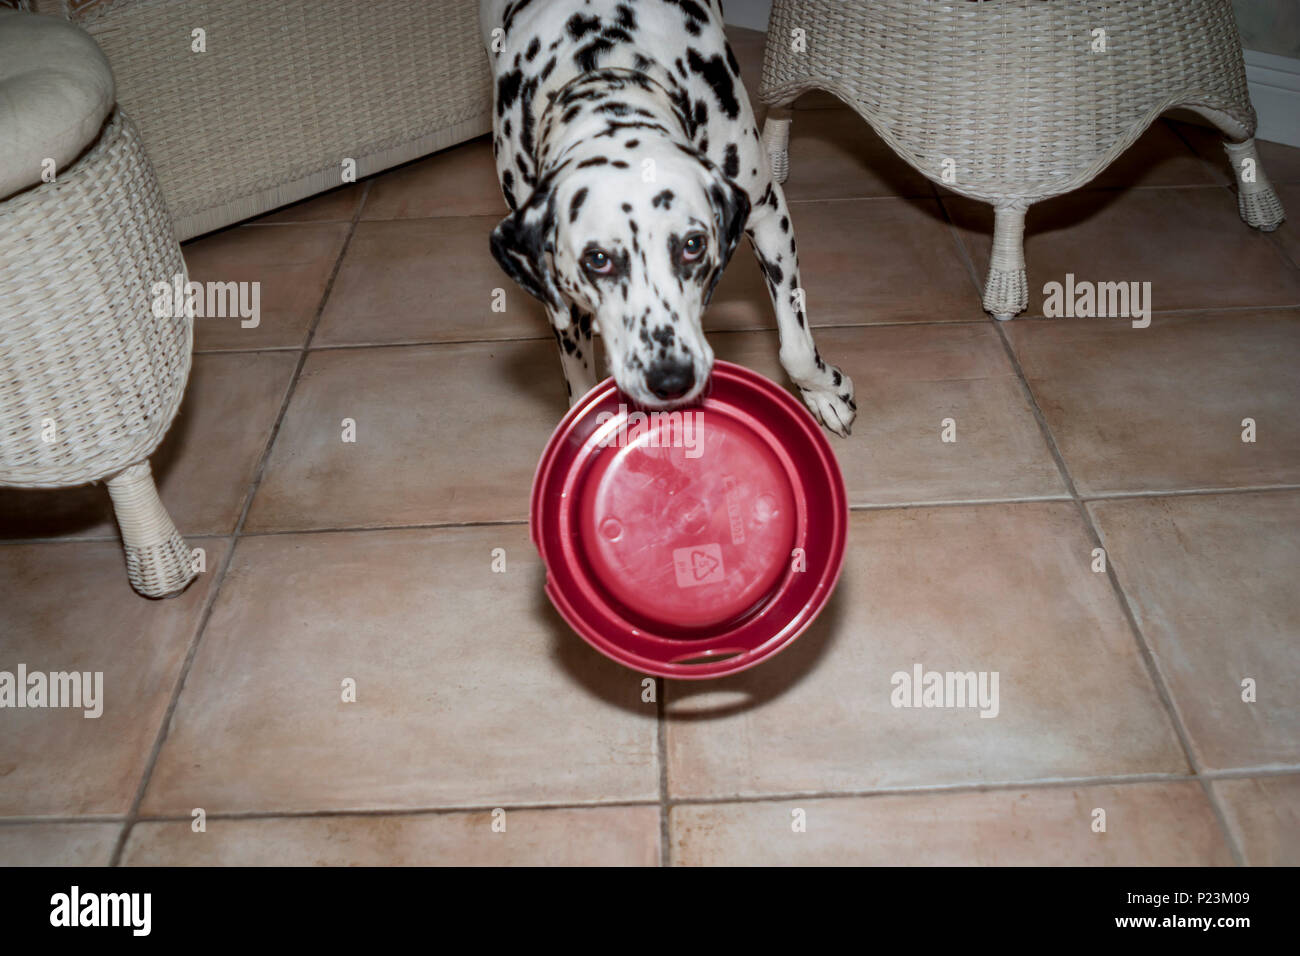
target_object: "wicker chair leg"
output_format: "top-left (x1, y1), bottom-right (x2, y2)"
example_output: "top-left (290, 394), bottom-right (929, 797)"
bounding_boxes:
top-left (983, 204), bottom-right (1029, 320)
top-left (762, 107), bottom-right (793, 183)
top-left (106, 461), bottom-right (197, 599)
top-left (1223, 138), bottom-right (1286, 232)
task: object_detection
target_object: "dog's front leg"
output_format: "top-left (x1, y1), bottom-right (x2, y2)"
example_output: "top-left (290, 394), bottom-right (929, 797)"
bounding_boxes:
top-left (745, 186), bottom-right (856, 436)
top-left (551, 304), bottom-right (597, 408)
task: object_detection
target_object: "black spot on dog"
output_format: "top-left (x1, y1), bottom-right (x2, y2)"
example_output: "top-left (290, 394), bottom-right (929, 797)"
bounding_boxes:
top-left (723, 144), bottom-right (739, 178)
top-left (686, 49), bottom-right (739, 118)
top-left (525, 37), bottom-right (541, 61)
top-left (780, 216), bottom-right (790, 232)
top-left (611, 159), bottom-right (629, 168)
top-left (566, 13), bottom-right (601, 40)
top-left (725, 43), bottom-right (741, 76)
top-left (624, 139), bottom-right (639, 148)
top-left (497, 70), bottom-right (524, 116)
top-left (622, 203), bottom-right (632, 212)
top-left (540, 56), bottom-right (557, 80)
top-left (651, 325), bottom-right (677, 348)
top-left (693, 99), bottom-right (709, 131)
top-left (502, 0), bottom-right (537, 34)
top-left (664, 0), bottom-right (709, 35)
top-left (577, 156), bottom-right (609, 168)
top-left (570, 187), bottom-right (588, 222)
top-left (574, 37), bottom-right (616, 71)
top-left (518, 74), bottom-right (541, 157)
top-left (616, 3), bottom-right (637, 29)
top-left (652, 190), bottom-right (675, 209)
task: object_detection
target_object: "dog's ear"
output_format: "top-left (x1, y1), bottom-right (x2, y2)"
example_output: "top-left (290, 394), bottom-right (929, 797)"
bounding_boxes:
top-left (704, 165), bottom-right (751, 304)
top-left (489, 182), bottom-right (566, 314)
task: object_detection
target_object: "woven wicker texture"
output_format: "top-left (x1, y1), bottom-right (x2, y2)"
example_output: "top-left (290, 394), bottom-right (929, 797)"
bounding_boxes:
top-left (758, 0), bottom-right (1286, 317)
top-left (0, 109), bottom-right (190, 488)
top-left (761, 0), bottom-right (1260, 202)
top-left (69, 0), bottom-right (492, 239)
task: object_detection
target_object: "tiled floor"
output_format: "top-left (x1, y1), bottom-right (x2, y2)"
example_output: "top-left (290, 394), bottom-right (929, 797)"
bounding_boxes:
top-left (2, 29), bottom-right (1298, 866)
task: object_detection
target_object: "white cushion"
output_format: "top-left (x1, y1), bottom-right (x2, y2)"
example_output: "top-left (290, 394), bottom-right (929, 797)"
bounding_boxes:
top-left (0, 8), bottom-right (114, 199)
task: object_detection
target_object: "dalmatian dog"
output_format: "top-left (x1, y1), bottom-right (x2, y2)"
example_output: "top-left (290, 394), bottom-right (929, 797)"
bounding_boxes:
top-left (480, 0), bottom-right (855, 435)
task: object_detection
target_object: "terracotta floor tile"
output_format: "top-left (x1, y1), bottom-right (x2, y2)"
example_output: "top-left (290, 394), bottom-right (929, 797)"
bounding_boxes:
top-left (122, 805), bottom-right (658, 865)
top-left (184, 223), bottom-right (350, 351)
top-left (711, 325), bottom-right (1067, 504)
top-left (726, 26), bottom-right (766, 94)
top-left (139, 525), bottom-right (658, 814)
top-left (314, 217), bottom-right (549, 347)
top-left (1273, 183), bottom-right (1300, 268)
top-left (780, 109), bottom-right (935, 201)
top-left (708, 198), bottom-right (984, 331)
top-left (1211, 774), bottom-right (1300, 866)
top-left (946, 187), bottom-right (1300, 316)
top-left (671, 783), bottom-right (1232, 865)
top-left (665, 504), bottom-right (1187, 799)
top-left (1089, 492), bottom-right (1300, 771)
top-left (254, 184), bottom-right (364, 224)
top-left (0, 351), bottom-right (298, 539)
top-left (244, 341), bottom-right (564, 532)
top-left (0, 823), bottom-right (121, 866)
top-left (0, 538), bottom-right (227, 815)
top-left (1087, 121), bottom-right (1228, 190)
top-left (361, 137), bottom-right (507, 221)
top-left (704, 246), bottom-right (777, 332)
top-left (1005, 311), bottom-right (1300, 495)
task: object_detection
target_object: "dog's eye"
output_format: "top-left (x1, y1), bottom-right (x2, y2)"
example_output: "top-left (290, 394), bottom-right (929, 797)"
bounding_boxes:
top-left (682, 233), bottom-right (707, 261)
top-left (583, 249), bottom-right (613, 274)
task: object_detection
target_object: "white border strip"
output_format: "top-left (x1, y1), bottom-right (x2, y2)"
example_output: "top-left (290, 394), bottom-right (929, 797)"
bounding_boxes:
top-left (1244, 49), bottom-right (1300, 148)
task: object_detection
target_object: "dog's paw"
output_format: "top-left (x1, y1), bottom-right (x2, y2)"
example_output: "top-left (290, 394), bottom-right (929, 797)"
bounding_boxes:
top-left (797, 367), bottom-right (856, 437)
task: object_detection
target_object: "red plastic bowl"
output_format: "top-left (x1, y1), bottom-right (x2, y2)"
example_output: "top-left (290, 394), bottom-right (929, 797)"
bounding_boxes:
top-left (530, 361), bottom-right (848, 679)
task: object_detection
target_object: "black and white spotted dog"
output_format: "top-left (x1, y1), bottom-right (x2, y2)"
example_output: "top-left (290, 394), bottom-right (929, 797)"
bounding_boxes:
top-left (481, 0), bottom-right (855, 435)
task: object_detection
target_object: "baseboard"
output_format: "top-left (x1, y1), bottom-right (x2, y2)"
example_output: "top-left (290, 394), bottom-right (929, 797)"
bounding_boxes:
top-left (1245, 49), bottom-right (1300, 148)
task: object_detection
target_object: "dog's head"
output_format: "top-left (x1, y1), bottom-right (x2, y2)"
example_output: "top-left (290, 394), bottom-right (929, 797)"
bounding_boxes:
top-left (491, 148), bottom-right (749, 408)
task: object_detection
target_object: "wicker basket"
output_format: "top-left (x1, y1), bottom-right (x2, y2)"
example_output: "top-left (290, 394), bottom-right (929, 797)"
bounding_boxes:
top-left (758, 0), bottom-right (1287, 318)
top-left (0, 109), bottom-right (197, 598)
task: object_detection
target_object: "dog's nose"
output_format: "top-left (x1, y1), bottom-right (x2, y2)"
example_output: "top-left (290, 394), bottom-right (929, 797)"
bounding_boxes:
top-left (646, 360), bottom-right (695, 401)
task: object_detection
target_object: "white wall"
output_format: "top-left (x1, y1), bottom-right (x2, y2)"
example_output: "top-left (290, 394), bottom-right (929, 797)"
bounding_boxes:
top-left (723, 0), bottom-right (772, 31)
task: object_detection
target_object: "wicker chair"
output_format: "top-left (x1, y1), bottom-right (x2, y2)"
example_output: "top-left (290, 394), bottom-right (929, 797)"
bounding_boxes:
top-left (758, 0), bottom-right (1287, 319)
top-left (1, 9), bottom-right (196, 597)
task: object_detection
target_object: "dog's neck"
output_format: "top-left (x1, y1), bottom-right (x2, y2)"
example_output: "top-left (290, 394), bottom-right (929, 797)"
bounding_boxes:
top-left (536, 68), bottom-right (695, 178)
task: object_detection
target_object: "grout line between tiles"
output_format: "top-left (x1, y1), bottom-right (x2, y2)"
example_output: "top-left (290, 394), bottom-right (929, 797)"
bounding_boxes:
top-left (10, 485), bottom-right (1300, 548)
top-left (185, 301), bottom-right (1300, 357)
top-left (990, 319), bottom-right (1249, 867)
top-left (1083, 484), bottom-right (1300, 502)
top-left (106, 180), bottom-right (374, 867)
top-left (9, 767), bottom-right (1300, 830)
top-left (0, 816), bottom-right (126, 826)
top-left (663, 771), bottom-right (1210, 808)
